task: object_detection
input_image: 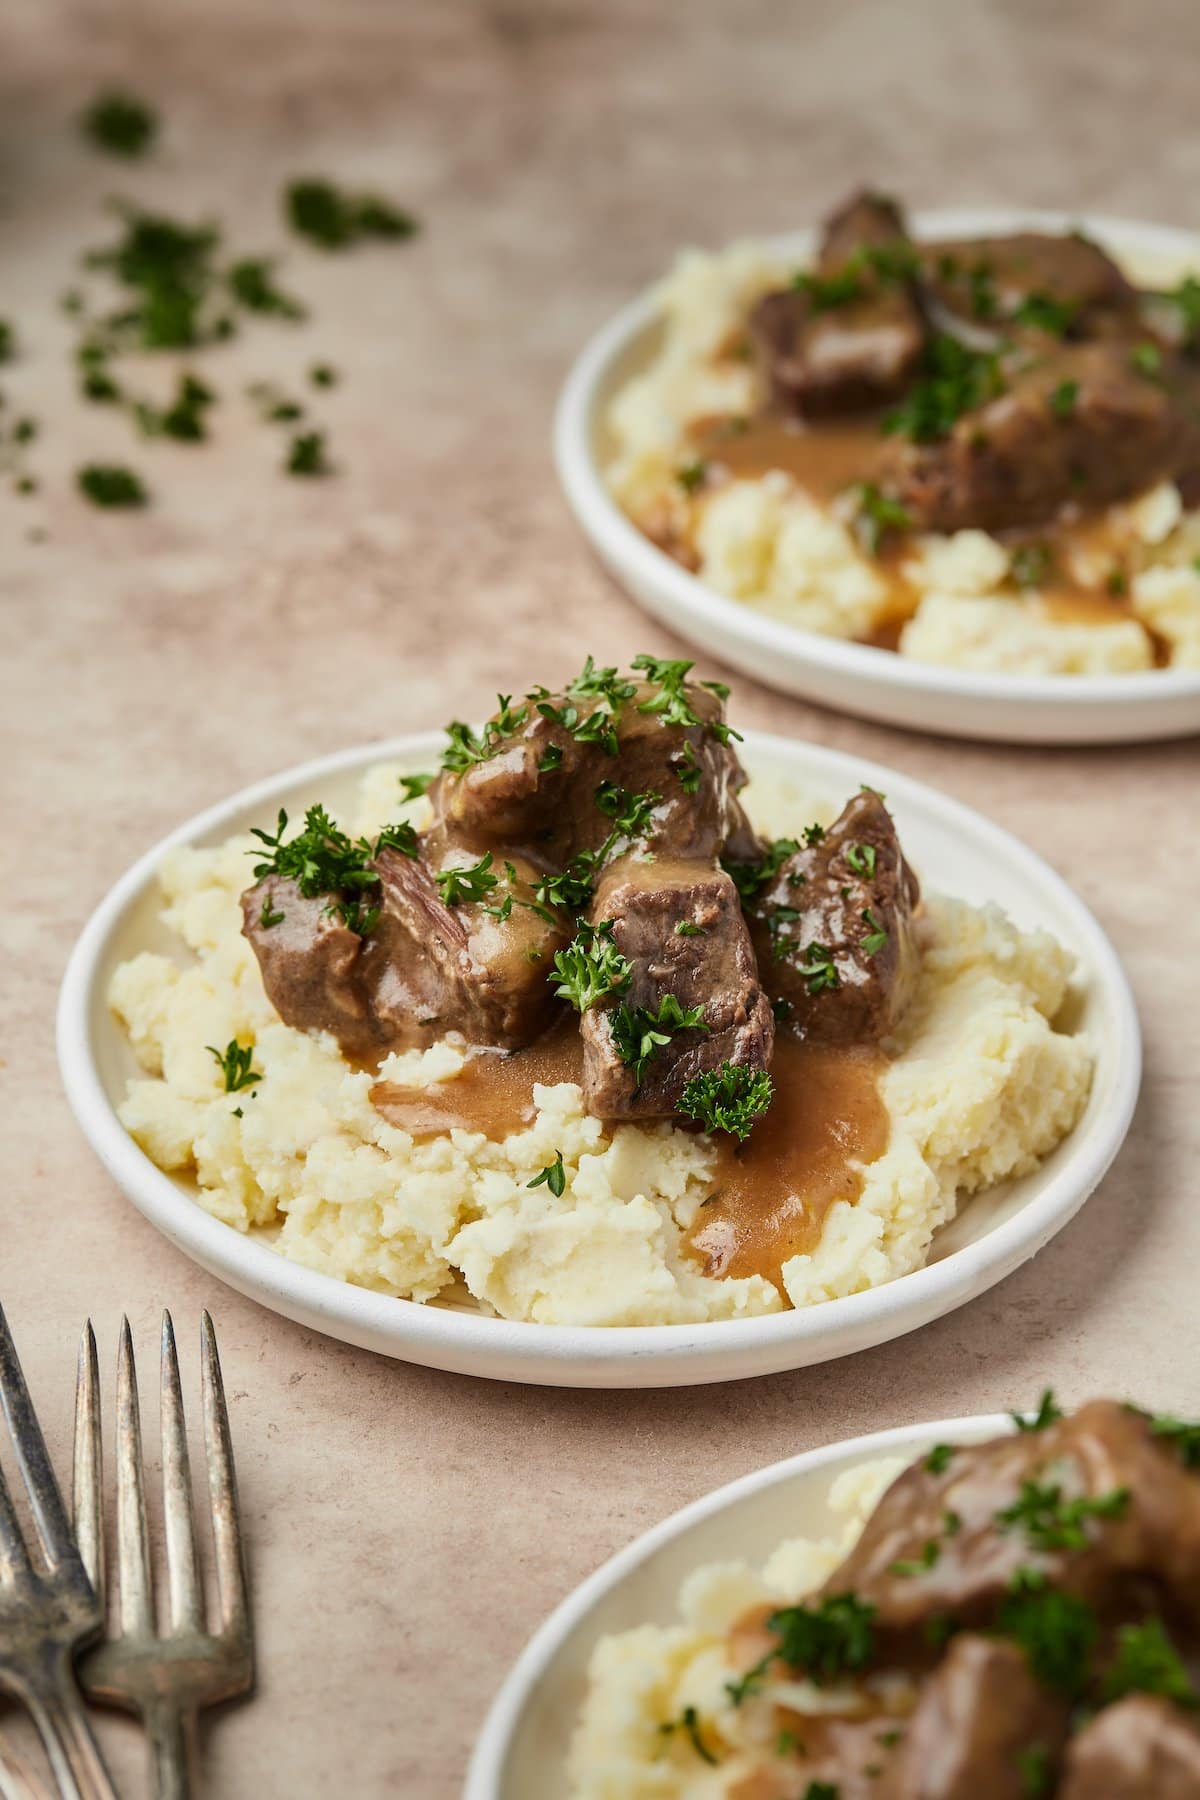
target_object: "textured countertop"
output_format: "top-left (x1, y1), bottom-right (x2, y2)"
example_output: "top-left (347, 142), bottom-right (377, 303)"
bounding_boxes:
top-left (3, 1), bottom-right (1198, 1793)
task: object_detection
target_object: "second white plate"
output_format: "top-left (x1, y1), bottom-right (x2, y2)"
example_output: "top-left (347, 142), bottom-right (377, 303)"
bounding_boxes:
top-left (555, 208), bottom-right (1200, 744)
top-left (59, 728), bottom-right (1139, 1387)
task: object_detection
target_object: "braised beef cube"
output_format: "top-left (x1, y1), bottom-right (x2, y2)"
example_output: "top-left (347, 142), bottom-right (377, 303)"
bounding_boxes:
top-left (883, 1636), bottom-right (1067, 1799)
top-left (580, 858), bottom-right (773, 1120)
top-left (826, 1401), bottom-right (1200, 1641)
top-left (881, 340), bottom-right (1200, 533)
top-left (921, 231), bottom-right (1137, 338)
top-left (437, 680), bottom-right (752, 866)
top-left (241, 874), bottom-right (382, 1059)
top-left (750, 190), bottom-right (926, 418)
top-left (1059, 1696), bottom-right (1200, 1798)
top-left (747, 791), bottom-right (919, 1043)
top-left (370, 845), bottom-right (568, 1049)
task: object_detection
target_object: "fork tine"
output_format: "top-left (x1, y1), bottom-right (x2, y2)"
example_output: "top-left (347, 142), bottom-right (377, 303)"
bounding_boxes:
top-left (201, 1311), bottom-right (250, 1642)
top-left (72, 1320), bottom-right (105, 1604)
top-left (160, 1309), bottom-right (202, 1632)
top-left (0, 1301), bottom-right (74, 1568)
top-left (0, 1460), bottom-right (34, 1589)
top-left (115, 1316), bottom-right (154, 1635)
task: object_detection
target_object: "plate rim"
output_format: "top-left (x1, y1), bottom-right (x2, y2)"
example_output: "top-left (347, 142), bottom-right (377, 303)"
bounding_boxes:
top-left (553, 205), bottom-right (1200, 711)
top-left (464, 1408), bottom-right (1013, 1796)
top-left (57, 726), bottom-right (1141, 1380)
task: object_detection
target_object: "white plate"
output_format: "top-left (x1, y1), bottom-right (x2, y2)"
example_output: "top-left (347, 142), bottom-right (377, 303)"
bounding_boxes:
top-left (465, 1411), bottom-right (1008, 1797)
top-left (58, 728), bottom-right (1139, 1389)
top-left (554, 208), bottom-right (1200, 744)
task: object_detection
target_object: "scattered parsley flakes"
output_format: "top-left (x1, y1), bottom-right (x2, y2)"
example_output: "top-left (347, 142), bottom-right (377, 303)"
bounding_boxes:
top-left (853, 482), bottom-right (911, 555)
top-left (206, 1039), bottom-right (263, 1093)
top-left (677, 458), bottom-right (707, 494)
top-left (228, 257), bottom-right (306, 320)
top-left (435, 852), bottom-right (498, 906)
top-left (1017, 1745), bottom-right (1053, 1797)
top-left (1049, 379), bottom-right (1079, 419)
top-left (882, 334), bottom-right (1004, 443)
top-left (248, 805), bottom-right (416, 933)
top-left (286, 429), bottom-right (330, 476)
top-left (677, 1062), bottom-right (773, 1140)
top-left (888, 1538), bottom-right (941, 1577)
top-left (721, 837), bottom-right (800, 902)
top-left (0, 320), bottom-right (14, 363)
top-left (82, 91), bottom-right (158, 158)
top-left (1012, 1389), bottom-right (1063, 1433)
top-left (1129, 341), bottom-right (1163, 379)
top-left (798, 941), bottom-right (840, 993)
top-left (845, 842), bottom-right (877, 881)
top-left (310, 362), bottom-right (338, 387)
top-left (996, 1567), bottom-right (1096, 1693)
top-left (285, 177), bottom-right (419, 250)
top-left (996, 1479), bottom-right (1129, 1553)
top-left (768, 1592), bottom-right (876, 1687)
top-left (551, 921), bottom-right (632, 1013)
top-left (658, 1705), bottom-right (719, 1766)
top-left (1102, 1616), bottom-right (1196, 1708)
top-left (527, 1150), bottom-right (566, 1197)
top-left (609, 994), bottom-right (708, 1086)
top-left (76, 463), bottom-right (148, 507)
top-left (1010, 543), bottom-right (1054, 590)
top-left (1147, 1412), bottom-right (1200, 1468)
top-left (924, 1444), bottom-right (955, 1478)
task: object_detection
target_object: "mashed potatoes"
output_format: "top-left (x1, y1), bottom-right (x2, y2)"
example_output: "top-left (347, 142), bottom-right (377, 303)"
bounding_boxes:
top-left (567, 1456), bottom-right (904, 1799)
top-left (606, 242), bottom-right (1200, 675)
top-left (108, 766), bottom-right (1092, 1327)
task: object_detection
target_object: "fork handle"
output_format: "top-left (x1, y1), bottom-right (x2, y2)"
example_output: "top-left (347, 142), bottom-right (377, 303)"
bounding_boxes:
top-left (21, 1653), bottom-right (117, 1800)
top-left (145, 1701), bottom-right (195, 1800)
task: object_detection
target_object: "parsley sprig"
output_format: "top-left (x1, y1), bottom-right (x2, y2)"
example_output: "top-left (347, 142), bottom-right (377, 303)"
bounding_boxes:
top-left (206, 1040), bottom-right (263, 1093)
top-left (527, 1150), bottom-right (566, 1197)
top-left (551, 921), bottom-right (632, 1013)
top-left (609, 995), bottom-right (708, 1086)
top-left (727, 1593), bottom-right (877, 1706)
top-left (658, 1705), bottom-right (719, 1765)
top-left (248, 806), bottom-right (417, 935)
top-left (676, 1063), bottom-right (773, 1140)
top-left (882, 334), bottom-right (1005, 443)
top-left (435, 853), bottom-right (498, 906)
top-left (996, 1479), bottom-right (1129, 1553)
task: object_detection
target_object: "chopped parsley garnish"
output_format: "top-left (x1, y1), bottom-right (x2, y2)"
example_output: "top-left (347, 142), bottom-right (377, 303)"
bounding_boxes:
top-left (1017, 1746), bottom-right (1053, 1797)
top-left (632, 653), bottom-right (742, 746)
top-left (285, 178), bottom-right (419, 250)
top-left (609, 994), bottom-right (707, 1086)
top-left (538, 743), bottom-right (564, 773)
top-left (675, 921), bottom-right (703, 936)
top-left (882, 334), bottom-right (1004, 443)
top-left (1129, 341), bottom-right (1163, 379)
top-left (248, 805), bottom-right (416, 934)
top-left (0, 320), bottom-right (14, 363)
top-left (310, 362), bottom-right (338, 387)
top-left (996, 1480), bottom-right (1129, 1553)
top-left (286, 429), bottom-right (330, 475)
top-left (676, 1062), bottom-right (773, 1140)
top-left (135, 372), bottom-right (216, 442)
top-left (259, 897), bottom-right (285, 929)
top-left (441, 695), bottom-right (530, 773)
top-left (593, 782), bottom-right (660, 840)
top-left (1010, 543), bottom-right (1053, 590)
top-left (658, 1705), bottom-right (719, 1766)
top-left (792, 239), bottom-right (918, 311)
top-left (769, 1592), bottom-right (877, 1686)
top-left (435, 853), bottom-right (498, 906)
top-left (860, 909), bottom-right (888, 955)
top-left (673, 742), bottom-right (702, 794)
top-left (1012, 1389), bottom-right (1063, 1433)
top-left (845, 842), bottom-right (877, 881)
top-left (677, 458), bottom-right (707, 494)
top-left (84, 206), bottom-right (224, 350)
top-left (227, 257), bottom-right (306, 320)
top-left (206, 1040), bottom-right (263, 1093)
top-left (399, 771), bottom-right (434, 803)
top-left (1102, 1616), bottom-right (1196, 1708)
top-left (853, 482), bottom-right (912, 555)
top-left (996, 1567), bottom-right (1097, 1693)
top-left (551, 921), bottom-right (632, 1013)
top-left (721, 837), bottom-right (800, 902)
top-left (888, 1538), bottom-right (941, 1578)
top-left (798, 942), bottom-right (840, 993)
top-left (925, 1443), bottom-right (956, 1475)
top-left (801, 1785), bottom-right (839, 1800)
top-left (82, 91), bottom-right (158, 158)
top-left (77, 463), bottom-right (148, 507)
top-left (1107, 565), bottom-right (1129, 597)
top-left (1156, 274), bottom-right (1200, 342)
top-left (527, 1150), bottom-right (566, 1197)
top-left (1148, 1411), bottom-right (1200, 1468)
top-left (1013, 292), bottom-right (1077, 336)
top-left (1049, 379), bottom-right (1079, 419)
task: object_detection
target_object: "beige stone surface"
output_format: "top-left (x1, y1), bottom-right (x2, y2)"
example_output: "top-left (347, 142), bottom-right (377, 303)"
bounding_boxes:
top-left (1, 0), bottom-right (1198, 1793)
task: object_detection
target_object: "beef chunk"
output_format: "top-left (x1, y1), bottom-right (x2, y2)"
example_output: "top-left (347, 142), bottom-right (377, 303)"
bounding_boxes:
top-left (1059, 1696), bottom-right (1200, 1798)
top-left (921, 231), bottom-right (1137, 339)
top-left (881, 340), bottom-right (1200, 533)
top-left (882, 1636), bottom-right (1068, 1799)
top-left (747, 791), bottom-right (920, 1043)
top-left (580, 857), bottom-right (773, 1119)
top-left (826, 1401), bottom-right (1200, 1643)
top-left (243, 849), bottom-right (568, 1058)
top-left (750, 189), bottom-right (926, 418)
top-left (241, 874), bottom-right (383, 1060)
top-left (436, 680), bottom-right (752, 867)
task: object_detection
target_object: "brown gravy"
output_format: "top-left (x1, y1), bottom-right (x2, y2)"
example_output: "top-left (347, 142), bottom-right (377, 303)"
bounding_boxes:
top-left (689, 413), bottom-right (1157, 648)
top-left (683, 1034), bottom-right (889, 1290)
top-left (370, 1024), bottom-right (584, 1140)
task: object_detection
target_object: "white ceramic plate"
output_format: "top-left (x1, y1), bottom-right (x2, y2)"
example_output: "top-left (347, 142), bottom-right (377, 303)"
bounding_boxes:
top-left (555, 208), bottom-right (1200, 744)
top-left (465, 1411), bottom-right (1008, 1797)
top-left (58, 729), bottom-right (1139, 1389)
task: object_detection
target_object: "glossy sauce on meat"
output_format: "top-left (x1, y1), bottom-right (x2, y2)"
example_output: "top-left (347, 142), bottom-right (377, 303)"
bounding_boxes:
top-left (684, 1034), bottom-right (889, 1287)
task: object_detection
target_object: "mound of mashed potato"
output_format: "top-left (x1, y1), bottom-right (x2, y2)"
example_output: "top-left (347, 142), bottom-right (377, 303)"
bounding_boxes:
top-left (107, 765), bottom-right (1092, 1327)
top-left (605, 242), bottom-right (1200, 675)
top-left (567, 1455), bottom-right (904, 1798)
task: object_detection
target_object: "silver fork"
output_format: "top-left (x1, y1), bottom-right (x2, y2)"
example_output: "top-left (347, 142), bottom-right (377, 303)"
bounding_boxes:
top-left (0, 1303), bottom-right (116, 1800)
top-left (74, 1312), bottom-right (254, 1800)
